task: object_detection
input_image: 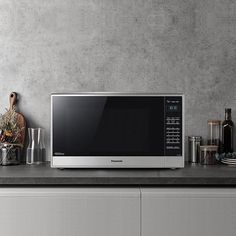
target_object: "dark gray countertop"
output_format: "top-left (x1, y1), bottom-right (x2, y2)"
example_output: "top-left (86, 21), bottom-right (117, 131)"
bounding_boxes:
top-left (0, 163), bottom-right (236, 186)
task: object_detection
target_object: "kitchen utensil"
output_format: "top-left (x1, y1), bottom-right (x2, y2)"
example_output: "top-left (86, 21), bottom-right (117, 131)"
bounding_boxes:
top-left (188, 136), bottom-right (202, 163)
top-left (8, 92), bottom-right (26, 148)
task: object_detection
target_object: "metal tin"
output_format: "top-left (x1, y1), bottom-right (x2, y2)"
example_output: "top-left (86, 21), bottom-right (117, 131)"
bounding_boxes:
top-left (188, 136), bottom-right (202, 163)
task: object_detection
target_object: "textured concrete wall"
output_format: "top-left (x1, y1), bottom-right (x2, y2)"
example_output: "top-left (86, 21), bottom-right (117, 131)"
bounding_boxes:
top-left (0, 0), bottom-right (236, 161)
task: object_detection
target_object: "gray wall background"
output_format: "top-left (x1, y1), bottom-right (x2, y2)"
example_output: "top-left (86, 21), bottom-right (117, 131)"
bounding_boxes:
top-left (0, 0), bottom-right (236, 161)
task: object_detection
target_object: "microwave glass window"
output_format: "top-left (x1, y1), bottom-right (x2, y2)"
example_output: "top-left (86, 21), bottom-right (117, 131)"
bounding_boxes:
top-left (53, 96), bottom-right (165, 156)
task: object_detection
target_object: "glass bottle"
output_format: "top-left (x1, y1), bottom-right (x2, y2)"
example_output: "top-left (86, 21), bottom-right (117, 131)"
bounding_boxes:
top-left (26, 128), bottom-right (46, 164)
top-left (222, 108), bottom-right (234, 153)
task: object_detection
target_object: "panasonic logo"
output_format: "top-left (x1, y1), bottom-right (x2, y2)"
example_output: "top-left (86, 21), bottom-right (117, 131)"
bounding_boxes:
top-left (111, 160), bottom-right (123, 163)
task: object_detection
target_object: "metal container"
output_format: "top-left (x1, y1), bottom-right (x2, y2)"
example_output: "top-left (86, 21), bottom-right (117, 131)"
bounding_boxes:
top-left (188, 136), bottom-right (202, 163)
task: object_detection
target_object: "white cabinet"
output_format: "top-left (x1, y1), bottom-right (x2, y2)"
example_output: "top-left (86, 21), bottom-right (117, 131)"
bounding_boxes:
top-left (0, 188), bottom-right (140, 236)
top-left (141, 188), bottom-right (236, 236)
top-left (1, 187), bottom-right (236, 236)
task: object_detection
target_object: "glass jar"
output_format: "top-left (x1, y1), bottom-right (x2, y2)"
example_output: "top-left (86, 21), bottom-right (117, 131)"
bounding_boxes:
top-left (207, 120), bottom-right (221, 146)
top-left (0, 144), bottom-right (21, 165)
top-left (200, 145), bottom-right (218, 165)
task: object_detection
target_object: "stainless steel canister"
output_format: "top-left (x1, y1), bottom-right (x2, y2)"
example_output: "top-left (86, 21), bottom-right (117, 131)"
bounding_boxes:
top-left (188, 136), bottom-right (202, 163)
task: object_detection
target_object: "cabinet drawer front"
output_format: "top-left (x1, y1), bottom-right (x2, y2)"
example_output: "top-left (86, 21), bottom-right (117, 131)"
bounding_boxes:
top-left (0, 188), bottom-right (140, 236)
top-left (141, 188), bottom-right (236, 236)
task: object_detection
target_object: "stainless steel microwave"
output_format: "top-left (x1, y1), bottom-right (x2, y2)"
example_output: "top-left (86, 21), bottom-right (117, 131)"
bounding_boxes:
top-left (51, 93), bottom-right (184, 168)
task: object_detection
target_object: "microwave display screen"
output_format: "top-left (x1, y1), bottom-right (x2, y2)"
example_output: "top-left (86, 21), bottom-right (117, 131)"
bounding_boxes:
top-left (167, 105), bottom-right (179, 112)
top-left (52, 96), bottom-right (182, 156)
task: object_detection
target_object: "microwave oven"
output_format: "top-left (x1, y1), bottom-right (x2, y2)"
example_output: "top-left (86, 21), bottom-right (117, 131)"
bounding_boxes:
top-left (51, 93), bottom-right (184, 168)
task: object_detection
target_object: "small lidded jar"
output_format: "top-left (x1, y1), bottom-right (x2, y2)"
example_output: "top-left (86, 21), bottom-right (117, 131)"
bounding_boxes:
top-left (200, 145), bottom-right (218, 165)
top-left (207, 120), bottom-right (221, 146)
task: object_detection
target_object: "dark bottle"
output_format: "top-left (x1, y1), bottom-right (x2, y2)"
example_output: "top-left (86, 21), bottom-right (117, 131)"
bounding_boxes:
top-left (222, 108), bottom-right (234, 153)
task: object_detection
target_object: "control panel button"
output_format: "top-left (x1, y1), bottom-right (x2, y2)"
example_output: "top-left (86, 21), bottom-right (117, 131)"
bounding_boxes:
top-left (165, 96), bottom-right (182, 156)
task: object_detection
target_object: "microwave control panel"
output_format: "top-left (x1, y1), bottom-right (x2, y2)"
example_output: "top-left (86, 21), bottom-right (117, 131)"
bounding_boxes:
top-left (164, 96), bottom-right (183, 156)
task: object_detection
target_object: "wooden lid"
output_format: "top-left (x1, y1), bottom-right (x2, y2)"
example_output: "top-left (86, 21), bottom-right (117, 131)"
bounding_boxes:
top-left (207, 120), bottom-right (221, 125)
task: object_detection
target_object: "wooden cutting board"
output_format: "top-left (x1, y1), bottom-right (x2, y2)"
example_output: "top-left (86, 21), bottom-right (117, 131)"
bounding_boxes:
top-left (8, 92), bottom-right (26, 148)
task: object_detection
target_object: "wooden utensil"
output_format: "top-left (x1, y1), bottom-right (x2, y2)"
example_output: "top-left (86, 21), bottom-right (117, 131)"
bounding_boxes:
top-left (8, 92), bottom-right (26, 148)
